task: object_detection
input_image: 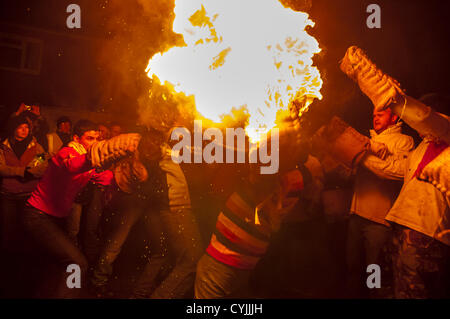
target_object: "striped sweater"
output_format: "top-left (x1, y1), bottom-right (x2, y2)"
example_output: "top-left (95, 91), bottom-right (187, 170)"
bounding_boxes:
top-left (207, 169), bottom-right (305, 270)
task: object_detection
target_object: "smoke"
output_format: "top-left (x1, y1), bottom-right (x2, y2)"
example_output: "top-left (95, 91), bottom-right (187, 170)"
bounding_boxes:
top-left (97, 0), bottom-right (193, 132)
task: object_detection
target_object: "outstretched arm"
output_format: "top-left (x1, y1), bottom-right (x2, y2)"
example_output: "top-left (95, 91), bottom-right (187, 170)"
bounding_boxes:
top-left (88, 133), bottom-right (141, 169)
top-left (390, 96), bottom-right (450, 144)
top-left (340, 45), bottom-right (450, 144)
top-left (362, 153), bottom-right (408, 181)
top-left (362, 134), bottom-right (414, 180)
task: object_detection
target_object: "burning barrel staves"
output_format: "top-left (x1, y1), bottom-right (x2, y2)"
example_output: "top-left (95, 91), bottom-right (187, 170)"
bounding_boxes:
top-left (143, 0), bottom-right (325, 181)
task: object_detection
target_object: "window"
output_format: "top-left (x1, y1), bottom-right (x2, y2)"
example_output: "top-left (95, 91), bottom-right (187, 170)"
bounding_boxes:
top-left (0, 33), bottom-right (43, 75)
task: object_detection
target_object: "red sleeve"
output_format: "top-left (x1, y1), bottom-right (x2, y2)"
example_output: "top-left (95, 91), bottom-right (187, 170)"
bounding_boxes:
top-left (55, 147), bottom-right (91, 174)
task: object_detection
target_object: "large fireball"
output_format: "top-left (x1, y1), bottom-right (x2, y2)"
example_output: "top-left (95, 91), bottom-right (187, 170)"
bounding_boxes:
top-left (146, 0), bottom-right (323, 142)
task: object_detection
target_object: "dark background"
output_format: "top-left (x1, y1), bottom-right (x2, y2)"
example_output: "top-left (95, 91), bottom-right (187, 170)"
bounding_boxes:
top-left (305, 0), bottom-right (450, 135)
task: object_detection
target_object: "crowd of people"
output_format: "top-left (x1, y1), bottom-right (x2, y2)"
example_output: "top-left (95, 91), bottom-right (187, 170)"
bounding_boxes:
top-left (0, 46), bottom-right (449, 299)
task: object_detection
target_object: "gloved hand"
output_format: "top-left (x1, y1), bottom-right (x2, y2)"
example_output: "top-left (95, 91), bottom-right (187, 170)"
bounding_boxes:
top-left (24, 165), bottom-right (47, 180)
top-left (25, 156), bottom-right (49, 179)
top-left (420, 147), bottom-right (450, 198)
top-left (88, 133), bottom-right (141, 168)
top-left (370, 141), bottom-right (389, 160)
top-left (340, 46), bottom-right (404, 111)
top-left (113, 154), bottom-right (148, 193)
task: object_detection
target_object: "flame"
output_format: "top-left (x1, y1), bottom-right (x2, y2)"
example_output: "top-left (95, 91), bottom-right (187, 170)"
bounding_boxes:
top-left (146, 0), bottom-right (322, 142)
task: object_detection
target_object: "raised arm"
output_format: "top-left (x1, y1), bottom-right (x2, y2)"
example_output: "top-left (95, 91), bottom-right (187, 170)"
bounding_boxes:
top-left (362, 135), bottom-right (414, 180)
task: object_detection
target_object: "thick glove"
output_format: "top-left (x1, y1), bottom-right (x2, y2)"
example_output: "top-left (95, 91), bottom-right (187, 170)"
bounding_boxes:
top-left (340, 46), bottom-right (404, 111)
top-left (25, 154), bottom-right (49, 178)
top-left (310, 116), bottom-right (370, 178)
top-left (390, 96), bottom-right (450, 144)
top-left (113, 154), bottom-right (149, 193)
top-left (88, 133), bottom-right (141, 168)
top-left (26, 163), bottom-right (48, 178)
top-left (420, 147), bottom-right (450, 198)
top-left (370, 141), bottom-right (389, 160)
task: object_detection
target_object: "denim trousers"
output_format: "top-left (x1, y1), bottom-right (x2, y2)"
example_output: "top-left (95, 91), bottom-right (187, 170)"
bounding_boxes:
top-left (92, 157), bottom-right (203, 298)
top-left (65, 183), bottom-right (107, 264)
top-left (21, 206), bottom-right (88, 298)
top-left (148, 207), bottom-right (203, 298)
top-left (91, 191), bottom-right (149, 287)
top-left (194, 253), bottom-right (251, 299)
top-left (91, 198), bottom-right (203, 299)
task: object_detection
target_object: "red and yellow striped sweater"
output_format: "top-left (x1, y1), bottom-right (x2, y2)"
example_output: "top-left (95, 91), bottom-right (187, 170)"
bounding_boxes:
top-left (207, 169), bottom-right (306, 270)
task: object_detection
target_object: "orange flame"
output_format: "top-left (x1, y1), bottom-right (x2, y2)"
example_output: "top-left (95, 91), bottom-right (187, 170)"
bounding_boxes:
top-left (146, 0), bottom-right (322, 142)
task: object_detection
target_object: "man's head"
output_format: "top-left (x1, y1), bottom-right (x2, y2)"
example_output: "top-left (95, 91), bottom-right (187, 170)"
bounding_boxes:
top-left (110, 123), bottom-right (122, 138)
top-left (373, 108), bottom-right (398, 134)
top-left (73, 120), bottom-right (99, 150)
top-left (57, 116), bottom-right (72, 134)
top-left (97, 124), bottom-right (110, 141)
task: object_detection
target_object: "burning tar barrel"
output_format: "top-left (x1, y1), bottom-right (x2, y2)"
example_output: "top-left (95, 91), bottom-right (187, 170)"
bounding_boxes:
top-left (310, 116), bottom-right (370, 179)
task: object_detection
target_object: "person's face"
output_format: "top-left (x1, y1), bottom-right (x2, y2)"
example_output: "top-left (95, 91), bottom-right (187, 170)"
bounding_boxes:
top-left (74, 130), bottom-right (99, 150)
top-left (110, 125), bottom-right (122, 137)
top-left (98, 125), bottom-right (110, 141)
top-left (14, 123), bottom-right (30, 141)
top-left (373, 109), bottom-right (397, 134)
top-left (58, 121), bottom-right (71, 134)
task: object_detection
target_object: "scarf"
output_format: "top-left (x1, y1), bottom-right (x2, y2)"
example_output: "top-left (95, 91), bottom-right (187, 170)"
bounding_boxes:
top-left (10, 135), bottom-right (33, 159)
top-left (68, 141), bottom-right (87, 155)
